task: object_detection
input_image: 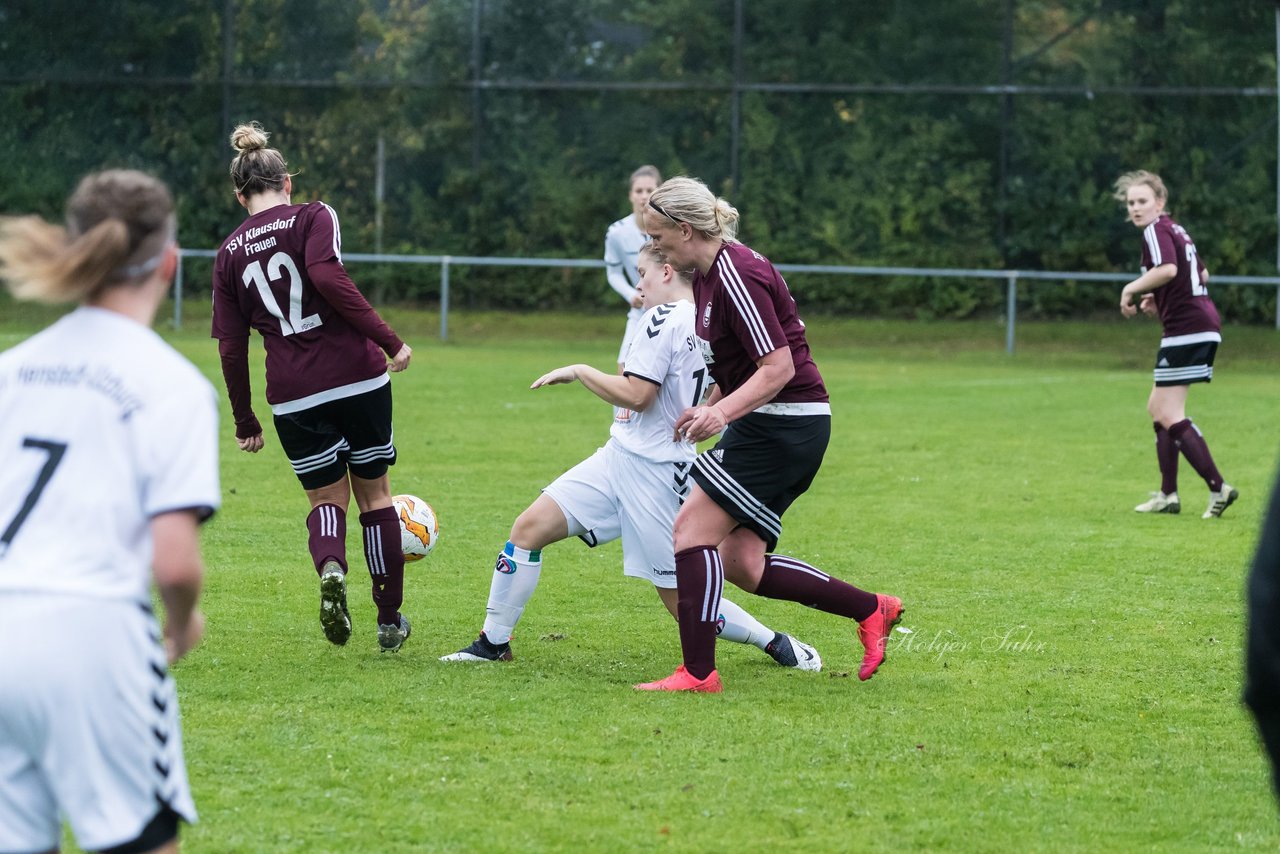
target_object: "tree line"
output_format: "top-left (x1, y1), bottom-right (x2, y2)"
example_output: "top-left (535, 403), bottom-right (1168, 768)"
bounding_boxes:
top-left (1, 0), bottom-right (1275, 320)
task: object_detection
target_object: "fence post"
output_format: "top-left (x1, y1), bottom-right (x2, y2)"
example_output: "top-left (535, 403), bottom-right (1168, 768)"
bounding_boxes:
top-left (440, 256), bottom-right (451, 342)
top-left (1005, 272), bottom-right (1017, 355)
top-left (174, 252), bottom-right (184, 330)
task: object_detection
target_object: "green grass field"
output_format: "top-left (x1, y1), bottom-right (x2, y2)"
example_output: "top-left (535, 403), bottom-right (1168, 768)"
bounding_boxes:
top-left (5, 300), bottom-right (1279, 851)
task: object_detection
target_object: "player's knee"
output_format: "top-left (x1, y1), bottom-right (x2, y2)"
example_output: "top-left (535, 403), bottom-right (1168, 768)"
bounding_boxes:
top-left (671, 521), bottom-right (698, 553)
top-left (1150, 406), bottom-right (1182, 428)
top-left (509, 507), bottom-right (556, 550)
top-left (671, 505), bottom-right (706, 551)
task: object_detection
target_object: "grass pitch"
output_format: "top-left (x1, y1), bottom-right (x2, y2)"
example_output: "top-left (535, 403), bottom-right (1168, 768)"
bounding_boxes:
top-left (6, 300), bottom-right (1275, 851)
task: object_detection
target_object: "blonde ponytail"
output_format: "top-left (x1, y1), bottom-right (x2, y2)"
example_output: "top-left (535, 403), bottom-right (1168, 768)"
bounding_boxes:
top-left (648, 176), bottom-right (740, 242)
top-left (0, 170), bottom-right (174, 304)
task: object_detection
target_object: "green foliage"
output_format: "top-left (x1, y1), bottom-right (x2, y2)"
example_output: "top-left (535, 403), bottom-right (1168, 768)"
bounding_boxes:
top-left (1, 0), bottom-right (1276, 318)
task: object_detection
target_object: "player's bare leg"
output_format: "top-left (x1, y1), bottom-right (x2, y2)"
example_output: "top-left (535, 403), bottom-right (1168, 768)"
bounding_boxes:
top-left (442, 494), bottom-right (568, 662)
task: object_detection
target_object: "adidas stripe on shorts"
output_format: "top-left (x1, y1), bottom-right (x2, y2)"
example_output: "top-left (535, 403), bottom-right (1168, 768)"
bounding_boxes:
top-left (272, 382), bottom-right (397, 489)
top-left (1153, 330), bottom-right (1220, 387)
top-left (690, 411), bottom-right (831, 552)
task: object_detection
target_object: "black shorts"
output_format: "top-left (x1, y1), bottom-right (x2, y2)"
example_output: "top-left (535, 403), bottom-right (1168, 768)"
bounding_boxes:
top-left (1154, 333), bottom-right (1219, 387)
top-left (272, 381), bottom-right (397, 490)
top-left (690, 411), bottom-right (830, 552)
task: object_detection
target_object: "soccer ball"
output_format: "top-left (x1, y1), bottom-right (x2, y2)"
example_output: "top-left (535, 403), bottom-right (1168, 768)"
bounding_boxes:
top-left (392, 494), bottom-right (439, 561)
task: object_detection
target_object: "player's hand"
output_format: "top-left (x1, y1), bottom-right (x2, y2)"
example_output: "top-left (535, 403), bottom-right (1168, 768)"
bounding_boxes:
top-left (674, 404), bottom-right (727, 444)
top-left (630, 293), bottom-right (645, 309)
top-left (165, 608), bottom-right (205, 665)
top-left (389, 343), bottom-right (412, 372)
top-left (1119, 289), bottom-right (1139, 318)
top-left (237, 433), bottom-right (264, 453)
top-left (1139, 292), bottom-right (1157, 316)
top-left (531, 365), bottom-right (579, 388)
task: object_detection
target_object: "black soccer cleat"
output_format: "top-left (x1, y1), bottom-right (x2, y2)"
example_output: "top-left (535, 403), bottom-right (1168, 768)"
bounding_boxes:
top-left (378, 614), bottom-right (412, 653)
top-left (765, 631), bottom-right (822, 671)
top-left (439, 631), bottom-right (513, 662)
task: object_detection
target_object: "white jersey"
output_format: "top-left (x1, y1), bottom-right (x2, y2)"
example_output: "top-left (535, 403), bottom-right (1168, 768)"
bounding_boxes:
top-left (604, 213), bottom-right (646, 311)
top-left (614, 300), bottom-right (710, 463)
top-left (0, 307), bottom-right (221, 604)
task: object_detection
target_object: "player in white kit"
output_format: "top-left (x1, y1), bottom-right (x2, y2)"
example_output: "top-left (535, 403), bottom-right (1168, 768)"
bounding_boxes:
top-left (443, 243), bottom-right (820, 670)
top-left (0, 171), bottom-right (219, 853)
top-left (605, 165), bottom-right (661, 372)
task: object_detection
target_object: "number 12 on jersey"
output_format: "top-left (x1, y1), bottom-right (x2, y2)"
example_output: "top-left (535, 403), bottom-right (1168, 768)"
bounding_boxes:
top-left (1186, 244), bottom-right (1208, 297)
top-left (242, 252), bottom-right (323, 336)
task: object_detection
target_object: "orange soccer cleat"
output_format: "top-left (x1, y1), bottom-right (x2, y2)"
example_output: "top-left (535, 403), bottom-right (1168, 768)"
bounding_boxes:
top-left (633, 664), bottom-right (723, 693)
top-left (857, 594), bottom-right (904, 681)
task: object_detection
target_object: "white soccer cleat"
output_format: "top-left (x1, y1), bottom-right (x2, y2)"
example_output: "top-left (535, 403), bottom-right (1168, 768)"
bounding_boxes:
top-left (1203, 484), bottom-right (1239, 519)
top-left (1135, 491), bottom-right (1180, 514)
top-left (765, 632), bottom-right (823, 672)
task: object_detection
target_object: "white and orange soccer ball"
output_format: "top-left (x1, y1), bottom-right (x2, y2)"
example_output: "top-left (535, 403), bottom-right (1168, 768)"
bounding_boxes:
top-left (392, 494), bottom-right (439, 561)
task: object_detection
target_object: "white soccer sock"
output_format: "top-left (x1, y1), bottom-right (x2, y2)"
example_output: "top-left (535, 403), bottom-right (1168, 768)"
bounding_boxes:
top-left (716, 596), bottom-right (773, 649)
top-left (482, 541), bottom-right (542, 644)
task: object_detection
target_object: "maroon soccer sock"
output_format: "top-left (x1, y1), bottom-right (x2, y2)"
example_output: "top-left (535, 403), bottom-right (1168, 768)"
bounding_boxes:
top-left (1169, 419), bottom-right (1224, 492)
top-left (1153, 422), bottom-right (1179, 495)
top-left (306, 503), bottom-right (347, 576)
top-left (360, 506), bottom-right (405, 626)
top-left (675, 546), bottom-right (722, 680)
top-left (755, 554), bottom-right (878, 622)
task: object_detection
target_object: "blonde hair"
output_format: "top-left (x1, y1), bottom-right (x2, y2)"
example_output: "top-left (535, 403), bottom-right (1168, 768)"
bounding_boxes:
top-left (229, 121), bottom-right (292, 196)
top-left (647, 176), bottom-right (739, 242)
top-left (630, 165), bottom-right (662, 187)
top-left (0, 170), bottom-right (175, 304)
top-left (1114, 170), bottom-right (1168, 205)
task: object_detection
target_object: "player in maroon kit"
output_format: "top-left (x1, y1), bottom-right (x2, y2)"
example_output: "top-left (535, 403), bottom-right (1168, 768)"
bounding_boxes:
top-left (1115, 170), bottom-right (1237, 520)
top-left (634, 176), bottom-right (903, 693)
top-left (211, 122), bottom-right (414, 652)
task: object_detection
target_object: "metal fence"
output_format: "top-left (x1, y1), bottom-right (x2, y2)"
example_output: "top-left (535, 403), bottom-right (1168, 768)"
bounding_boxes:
top-left (175, 249), bottom-right (1280, 354)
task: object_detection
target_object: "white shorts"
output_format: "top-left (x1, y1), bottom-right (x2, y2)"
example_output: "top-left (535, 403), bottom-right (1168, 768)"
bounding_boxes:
top-left (617, 307), bottom-right (644, 364)
top-left (0, 594), bottom-right (196, 853)
top-left (542, 441), bottom-right (689, 588)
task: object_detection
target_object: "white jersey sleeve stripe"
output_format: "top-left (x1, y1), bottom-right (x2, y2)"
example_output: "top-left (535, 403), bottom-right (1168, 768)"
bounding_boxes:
top-left (320, 202), bottom-right (343, 263)
top-left (717, 255), bottom-right (775, 356)
top-left (1143, 222), bottom-right (1163, 265)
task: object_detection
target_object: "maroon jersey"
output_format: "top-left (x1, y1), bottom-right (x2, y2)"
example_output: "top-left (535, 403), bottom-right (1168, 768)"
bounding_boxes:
top-left (692, 242), bottom-right (828, 404)
top-left (211, 201), bottom-right (403, 435)
top-left (1139, 214), bottom-right (1219, 337)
